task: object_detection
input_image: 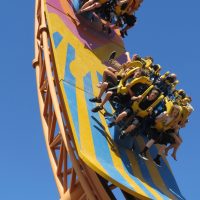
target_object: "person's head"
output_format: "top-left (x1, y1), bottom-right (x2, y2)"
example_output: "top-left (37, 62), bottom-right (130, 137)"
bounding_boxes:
top-left (133, 68), bottom-right (142, 78)
top-left (144, 56), bottom-right (154, 63)
top-left (147, 88), bottom-right (160, 101)
top-left (181, 96), bottom-right (192, 105)
top-left (151, 64), bottom-right (161, 73)
top-left (132, 54), bottom-right (140, 61)
top-left (177, 89), bottom-right (186, 99)
top-left (170, 104), bottom-right (180, 117)
top-left (166, 73), bottom-right (177, 84)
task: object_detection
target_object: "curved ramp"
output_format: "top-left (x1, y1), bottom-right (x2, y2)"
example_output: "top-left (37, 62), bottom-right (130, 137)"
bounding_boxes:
top-left (44, 0), bottom-right (185, 199)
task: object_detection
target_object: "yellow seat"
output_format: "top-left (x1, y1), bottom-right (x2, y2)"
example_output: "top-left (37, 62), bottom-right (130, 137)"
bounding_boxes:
top-left (131, 85), bottom-right (165, 118)
top-left (160, 71), bottom-right (170, 80)
top-left (117, 72), bottom-right (152, 95)
top-left (122, 60), bottom-right (145, 70)
top-left (141, 58), bottom-right (153, 69)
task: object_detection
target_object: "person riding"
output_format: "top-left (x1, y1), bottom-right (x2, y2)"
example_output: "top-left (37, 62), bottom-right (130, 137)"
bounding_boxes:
top-left (139, 104), bottom-right (182, 166)
top-left (165, 100), bottom-right (194, 160)
top-left (154, 73), bottom-right (177, 98)
top-left (119, 0), bottom-right (143, 37)
top-left (90, 68), bottom-right (146, 112)
top-left (108, 88), bottom-right (161, 138)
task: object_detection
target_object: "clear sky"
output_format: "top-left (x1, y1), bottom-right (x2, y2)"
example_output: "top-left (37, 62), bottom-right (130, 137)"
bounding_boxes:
top-left (0, 0), bottom-right (199, 199)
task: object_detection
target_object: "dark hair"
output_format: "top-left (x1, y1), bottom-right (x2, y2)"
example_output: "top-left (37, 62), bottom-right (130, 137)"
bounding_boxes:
top-left (151, 87), bottom-right (161, 95)
top-left (188, 96), bottom-right (192, 102)
top-left (152, 64), bottom-right (159, 71)
top-left (166, 75), bottom-right (176, 83)
top-left (179, 90), bottom-right (186, 98)
top-left (144, 56), bottom-right (154, 62)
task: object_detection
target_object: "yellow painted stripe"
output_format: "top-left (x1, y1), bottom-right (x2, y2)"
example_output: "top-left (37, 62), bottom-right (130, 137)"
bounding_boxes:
top-left (76, 80), bottom-right (112, 176)
top-left (137, 136), bottom-right (175, 200)
top-left (126, 150), bottom-right (165, 200)
top-left (76, 80), bottom-right (95, 153)
top-left (126, 149), bottom-right (149, 184)
top-left (91, 72), bottom-right (162, 200)
top-left (92, 72), bottom-right (168, 199)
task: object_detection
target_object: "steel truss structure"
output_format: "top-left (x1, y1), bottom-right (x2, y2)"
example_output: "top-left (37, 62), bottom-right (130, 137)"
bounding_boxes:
top-left (32, 0), bottom-right (138, 199)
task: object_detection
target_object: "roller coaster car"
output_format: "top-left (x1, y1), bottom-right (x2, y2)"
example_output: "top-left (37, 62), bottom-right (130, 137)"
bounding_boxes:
top-left (117, 69), bottom-right (152, 95)
top-left (126, 56), bottom-right (151, 69)
top-left (173, 91), bottom-right (192, 106)
top-left (118, 60), bottom-right (145, 75)
top-left (131, 85), bottom-right (165, 118)
top-left (174, 89), bottom-right (186, 98)
top-left (107, 74), bottom-right (151, 112)
top-left (160, 72), bottom-right (178, 86)
top-left (130, 58), bottom-right (162, 81)
top-left (140, 57), bottom-right (153, 69)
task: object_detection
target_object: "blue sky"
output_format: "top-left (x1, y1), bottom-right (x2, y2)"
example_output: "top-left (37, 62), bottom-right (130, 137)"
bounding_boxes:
top-left (0, 0), bottom-right (199, 199)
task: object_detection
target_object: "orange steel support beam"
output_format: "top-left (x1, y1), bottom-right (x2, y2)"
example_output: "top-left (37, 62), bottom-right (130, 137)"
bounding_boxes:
top-left (32, 0), bottom-right (113, 199)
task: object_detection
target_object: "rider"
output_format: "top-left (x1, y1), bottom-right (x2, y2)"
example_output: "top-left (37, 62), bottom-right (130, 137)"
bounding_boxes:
top-left (90, 68), bottom-right (146, 112)
top-left (117, 88), bottom-right (161, 139)
top-left (138, 104), bottom-right (182, 166)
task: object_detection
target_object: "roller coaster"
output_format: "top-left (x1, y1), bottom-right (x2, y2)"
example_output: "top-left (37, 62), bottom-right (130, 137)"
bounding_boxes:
top-left (33, 0), bottom-right (192, 199)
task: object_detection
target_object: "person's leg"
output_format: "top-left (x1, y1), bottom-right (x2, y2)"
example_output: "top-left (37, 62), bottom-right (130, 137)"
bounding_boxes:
top-left (139, 139), bottom-right (155, 160)
top-left (140, 128), bottom-right (159, 153)
top-left (171, 135), bottom-right (182, 160)
top-left (171, 145), bottom-right (178, 161)
top-left (108, 110), bottom-right (128, 128)
top-left (165, 144), bottom-right (174, 156)
top-left (119, 124), bottom-right (136, 139)
top-left (80, 2), bottom-right (102, 13)
top-left (90, 82), bottom-right (108, 103)
top-left (146, 139), bottom-right (156, 149)
top-left (158, 144), bottom-right (166, 155)
top-left (108, 59), bottom-right (122, 71)
top-left (120, 14), bottom-right (136, 37)
top-left (102, 68), bottom-right (118, 83)
top-left (120, 23), bottom-right (135, 38)
top-left (124, 124), bottom-right (136, 133)
top-left (97, 82), bottom-right (108, 99)
top-left (80, 0), bottom-right (94, 11)
top-left (125, 52), bottom-right (131, 62)
top-left (153, 145), bottom-right (166, 167)
top-left (115, 111), bottom-right (128, 123)
top-left (100, 91), bottom-right (113, 107)
top-left (110, 24), bottom-right (118, 30)
top-left (91, 91), bottom-right (113, 112)
top-left (119, 117), bottom-right (140, 139)
top-left (97, 64), bottom-right (118, 88)
top-left (107, 67), bottom-right (117, 73)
